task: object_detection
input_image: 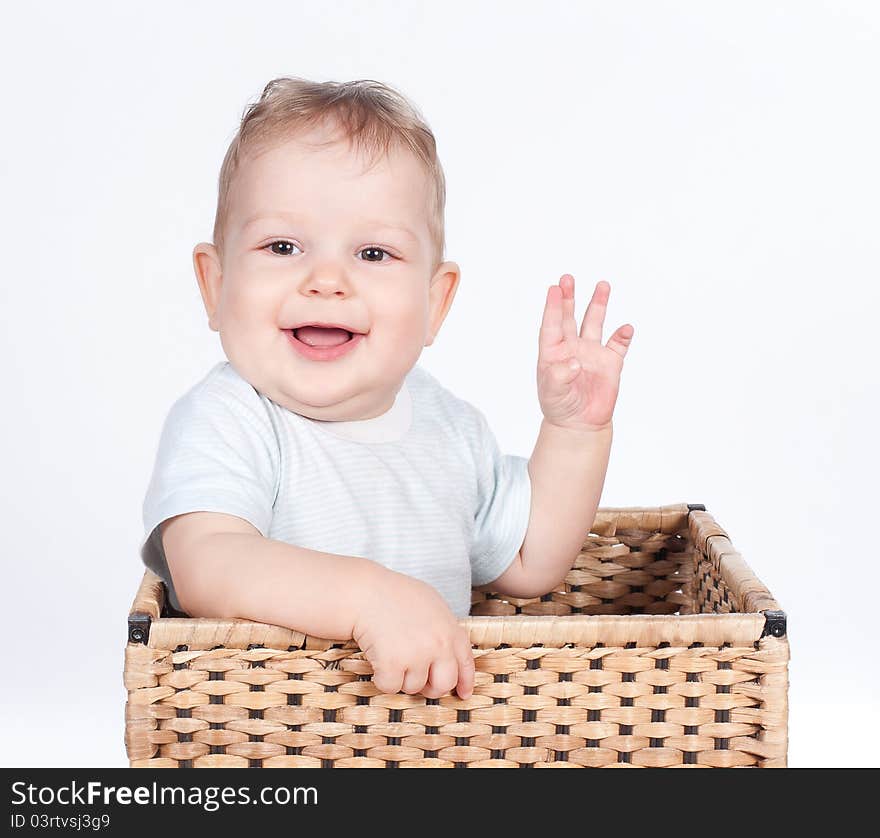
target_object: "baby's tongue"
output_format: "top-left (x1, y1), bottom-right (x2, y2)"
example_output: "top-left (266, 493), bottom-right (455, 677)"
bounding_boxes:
top-left (295, 326), bottom-right (351, 347)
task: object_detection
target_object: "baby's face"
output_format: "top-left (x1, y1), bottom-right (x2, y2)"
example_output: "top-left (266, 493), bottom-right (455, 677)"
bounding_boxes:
top-left (193, 124), bottom-right (460, 421)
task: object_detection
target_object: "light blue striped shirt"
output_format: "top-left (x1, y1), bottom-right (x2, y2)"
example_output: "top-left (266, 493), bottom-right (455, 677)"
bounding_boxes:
top-left (140, 361), bottom-right (532, 618)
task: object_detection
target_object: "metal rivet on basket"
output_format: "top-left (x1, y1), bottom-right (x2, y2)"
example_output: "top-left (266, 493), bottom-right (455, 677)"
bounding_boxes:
top-left (127, 613), bottom-right (151, 645)
top-left (761, 610), bottom-right (787, 638)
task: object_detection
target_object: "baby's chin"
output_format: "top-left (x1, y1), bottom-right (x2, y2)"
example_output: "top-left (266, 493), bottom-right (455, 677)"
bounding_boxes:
top-left (266, 386), bottom-right (349, 419)
top-left (264, 379), bottom-right (384, 421)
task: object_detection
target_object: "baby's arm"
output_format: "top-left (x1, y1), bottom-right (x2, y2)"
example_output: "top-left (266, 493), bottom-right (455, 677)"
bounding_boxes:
top-left (161, 511), bottom-right (475, 698)
top-left (480, 421), bottom-right (612, 597)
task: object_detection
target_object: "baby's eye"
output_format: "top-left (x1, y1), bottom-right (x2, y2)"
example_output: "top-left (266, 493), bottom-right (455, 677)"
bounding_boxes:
top-left (358, 246), bottom-right (395, 263)
top-left (264, 240), bottom-right (301, 256)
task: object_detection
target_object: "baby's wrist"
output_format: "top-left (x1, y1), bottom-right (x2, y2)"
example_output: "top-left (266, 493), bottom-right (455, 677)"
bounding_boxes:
top-left (540, 417), bottom-right (613, 442)
top-left (364, 564), bottom-right (427, 607)
top-left (351, 564), bottom-right (408, 628)
top-left (351, 566), bottom-right (438, 639)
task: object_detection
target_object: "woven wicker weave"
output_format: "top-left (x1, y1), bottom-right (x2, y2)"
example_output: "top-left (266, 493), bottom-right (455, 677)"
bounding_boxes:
top-left (124, 503), bottom-right (788, 767)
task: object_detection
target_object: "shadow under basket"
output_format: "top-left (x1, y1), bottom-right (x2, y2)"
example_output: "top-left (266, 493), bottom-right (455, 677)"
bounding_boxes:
top-left (124, 503), bottom-right (788, 768)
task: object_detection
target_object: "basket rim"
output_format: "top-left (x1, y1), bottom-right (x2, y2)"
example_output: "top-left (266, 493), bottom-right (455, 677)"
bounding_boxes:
top-left (130, 611), bottom-right (778, 652)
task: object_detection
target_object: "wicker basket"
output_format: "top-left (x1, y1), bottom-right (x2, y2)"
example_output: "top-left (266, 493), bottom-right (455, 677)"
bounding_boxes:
top-left (124, 502), bottom-right (788, 768)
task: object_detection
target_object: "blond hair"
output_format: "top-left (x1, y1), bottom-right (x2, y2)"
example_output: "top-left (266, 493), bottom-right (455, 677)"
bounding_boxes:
top-left (211, 76), bottom-right (447, 270)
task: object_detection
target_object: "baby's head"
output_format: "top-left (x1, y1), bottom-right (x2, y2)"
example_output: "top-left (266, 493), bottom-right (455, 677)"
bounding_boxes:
top-left (193, 77), bottom-right (461, 421)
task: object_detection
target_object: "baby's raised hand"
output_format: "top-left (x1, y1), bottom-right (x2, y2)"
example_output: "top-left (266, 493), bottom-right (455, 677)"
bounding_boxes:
top-left (352, 570), bottom-right (475, 699)
top-left (537, 275), bottom-right (634, 432)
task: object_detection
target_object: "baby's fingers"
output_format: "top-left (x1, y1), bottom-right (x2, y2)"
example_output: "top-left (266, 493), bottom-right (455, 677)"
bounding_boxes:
top-left (579, 280), bottom-right (610, 343)
top-left (371, 660), bottom-right (405, 695)
top-left (607, 323), bottom-right (635, 359)
top-left (401, 661), bottom-right (430, 695)
top-left (541, 356), bottom-right (582, 392)
top-left (539, 284), bottom-right (565, 354)
top-left (454, 634), bottom-right (475, 700)
top-left (422, 658), bottom-right (459, 699)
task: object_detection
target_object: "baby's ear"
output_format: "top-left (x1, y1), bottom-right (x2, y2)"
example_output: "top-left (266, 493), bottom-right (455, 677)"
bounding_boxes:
top-left (425, 261), bottom-right (461, 346)
top-left (192, 243), bottom-right (222, 332)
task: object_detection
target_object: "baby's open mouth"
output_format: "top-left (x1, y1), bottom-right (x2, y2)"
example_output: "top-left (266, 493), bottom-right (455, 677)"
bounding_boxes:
top-left (286, 325), bottom-right (366, 361)
top-left (292, 326), bottom-right (353, 348)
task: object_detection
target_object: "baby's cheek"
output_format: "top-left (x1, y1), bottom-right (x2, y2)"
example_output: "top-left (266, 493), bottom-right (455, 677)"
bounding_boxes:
top-left (227, 274), bottom-right (272, 306)
top-left (222, 285), bottom-right (276, 332)
top-left (381, 292), bottom-right (430, 337)
top-left (389, 322), bottom-right (428, 358)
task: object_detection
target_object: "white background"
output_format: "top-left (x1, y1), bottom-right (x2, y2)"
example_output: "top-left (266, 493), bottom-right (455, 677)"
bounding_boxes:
top-left (1, 1), bottom-right (877, 768)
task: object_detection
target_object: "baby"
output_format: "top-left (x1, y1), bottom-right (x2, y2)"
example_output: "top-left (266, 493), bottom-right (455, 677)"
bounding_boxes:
top-left (140, 76), bottom-right (633, 701)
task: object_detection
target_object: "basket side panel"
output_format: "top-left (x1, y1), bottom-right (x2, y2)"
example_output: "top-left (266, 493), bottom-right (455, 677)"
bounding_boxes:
top-left (121, 640), bottom-right (788, 768)
top-left (688, 511), bottom-right (783, 616)
top-left (745, 635), bottom-right (789, 767)
top-left (473, 512), bottom-right (698, 617)
top-left (124, 642), bottom-right (166, 765)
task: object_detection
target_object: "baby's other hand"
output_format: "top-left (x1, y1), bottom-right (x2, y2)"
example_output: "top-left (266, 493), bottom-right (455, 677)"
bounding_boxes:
top-left (537, 275), bottom-right (634, 432)
top-left (352, 571), bottom-right (475, 700)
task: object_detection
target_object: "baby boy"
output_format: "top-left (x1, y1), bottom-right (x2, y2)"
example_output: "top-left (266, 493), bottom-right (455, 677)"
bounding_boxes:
top-left (140, 76), bottom-right (634, 701)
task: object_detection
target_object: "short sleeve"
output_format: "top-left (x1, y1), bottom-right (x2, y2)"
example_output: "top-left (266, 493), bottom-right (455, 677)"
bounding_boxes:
top-left (139, 365), bottom-right (280, 609)
top-left (469, 412), bottom-right (532, 586)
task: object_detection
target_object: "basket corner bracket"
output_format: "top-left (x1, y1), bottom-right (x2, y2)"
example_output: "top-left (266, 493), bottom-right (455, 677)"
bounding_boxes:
top-left (128, 612), bottom-right (152, 645)
top-left (761, 610), bottom-right (787, 638)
